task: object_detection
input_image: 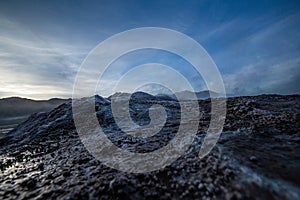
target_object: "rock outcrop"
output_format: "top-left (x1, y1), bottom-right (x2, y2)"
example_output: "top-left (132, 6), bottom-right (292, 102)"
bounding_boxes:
top-left (0, 93), bottom-right (299, 199)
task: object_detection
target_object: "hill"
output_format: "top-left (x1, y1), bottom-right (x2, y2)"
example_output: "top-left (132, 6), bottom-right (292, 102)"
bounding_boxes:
top-left (0, 97), bottom-right (68, 128)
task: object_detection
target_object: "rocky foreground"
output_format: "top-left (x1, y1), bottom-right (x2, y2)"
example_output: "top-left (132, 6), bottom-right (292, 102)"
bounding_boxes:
top-left (0, 93), bottom-right (299, 199)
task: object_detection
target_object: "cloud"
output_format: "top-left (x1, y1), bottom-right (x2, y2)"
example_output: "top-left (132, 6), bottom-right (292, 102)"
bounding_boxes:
top-left (0, 17), bottom-right (89, 99)
top-left (212, 11), bottom-right (300, 95)
top-left (224, 57), bottom-right (300, 95)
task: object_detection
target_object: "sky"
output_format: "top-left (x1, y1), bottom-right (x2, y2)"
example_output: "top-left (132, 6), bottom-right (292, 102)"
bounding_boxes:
top-left (0, 0), bottom-right (299, 99)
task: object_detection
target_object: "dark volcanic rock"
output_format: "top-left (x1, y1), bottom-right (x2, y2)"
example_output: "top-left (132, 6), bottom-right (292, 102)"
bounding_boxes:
top-left (0, 93), bottom-right (299, 199)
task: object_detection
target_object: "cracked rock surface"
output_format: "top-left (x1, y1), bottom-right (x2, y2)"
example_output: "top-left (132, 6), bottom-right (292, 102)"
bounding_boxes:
top-left (0, 93), bottom-right (299, 199)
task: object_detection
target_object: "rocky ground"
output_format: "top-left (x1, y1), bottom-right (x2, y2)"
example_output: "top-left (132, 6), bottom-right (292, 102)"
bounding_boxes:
top-left (0, 93), bottom-right (299, 199)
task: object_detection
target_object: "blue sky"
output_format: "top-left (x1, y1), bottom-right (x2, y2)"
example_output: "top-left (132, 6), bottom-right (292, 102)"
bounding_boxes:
top-left (0, 0), bottom-right (299, 99)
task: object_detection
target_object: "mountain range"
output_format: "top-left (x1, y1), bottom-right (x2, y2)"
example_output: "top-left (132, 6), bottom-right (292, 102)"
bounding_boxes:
top-left (0, 90), bottom-right (223, 129)
top-left (0, 97), bottom-right (68, 128)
